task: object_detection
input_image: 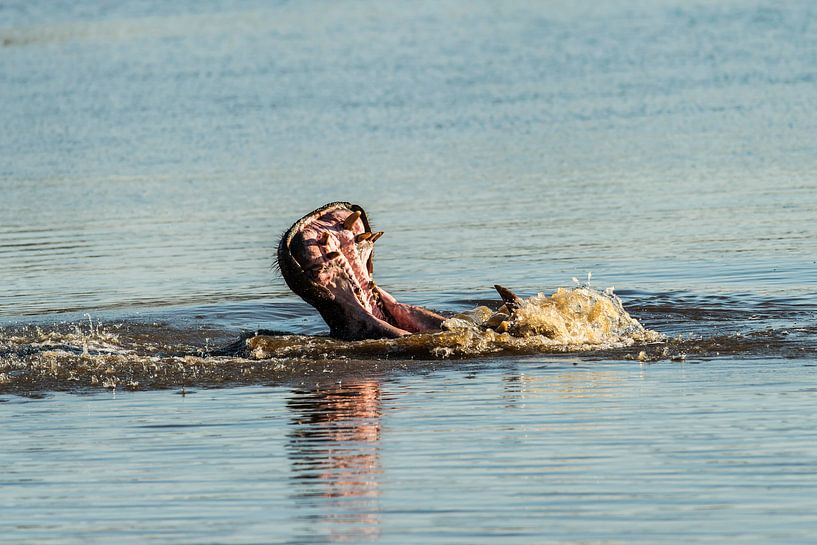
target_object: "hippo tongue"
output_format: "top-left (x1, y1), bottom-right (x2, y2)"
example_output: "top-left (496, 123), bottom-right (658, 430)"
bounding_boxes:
top-left (277, 202), bottom-right (445, 340)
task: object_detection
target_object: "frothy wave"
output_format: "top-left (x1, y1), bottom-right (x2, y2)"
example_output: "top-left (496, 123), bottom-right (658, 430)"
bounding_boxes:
top-left (2, 286), bottom-right (814, 394)
top-left (248, 286), bottom-right (661, 360)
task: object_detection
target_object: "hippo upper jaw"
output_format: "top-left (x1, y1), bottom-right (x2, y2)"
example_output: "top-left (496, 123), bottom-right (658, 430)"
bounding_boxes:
top-left (277, 202), bottom-right (445, 340)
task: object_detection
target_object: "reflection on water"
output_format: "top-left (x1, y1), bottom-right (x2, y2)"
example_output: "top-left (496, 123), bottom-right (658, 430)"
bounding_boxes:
top-left (287, 381), bottom-right (383, 543)
top-left (2, 362), bottom-right (817, 544)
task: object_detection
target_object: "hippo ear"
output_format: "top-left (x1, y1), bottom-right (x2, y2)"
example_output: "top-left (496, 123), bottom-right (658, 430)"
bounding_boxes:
top-left (494, 285), bottom-right (522, 312)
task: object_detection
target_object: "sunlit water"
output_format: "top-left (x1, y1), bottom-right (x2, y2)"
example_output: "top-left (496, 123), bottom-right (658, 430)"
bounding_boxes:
top-left (1, 0), bottom-right (816, 543)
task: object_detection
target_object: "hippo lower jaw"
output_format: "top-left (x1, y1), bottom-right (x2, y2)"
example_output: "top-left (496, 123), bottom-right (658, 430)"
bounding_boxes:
top-left (277, 202), bottom-right (446, 340)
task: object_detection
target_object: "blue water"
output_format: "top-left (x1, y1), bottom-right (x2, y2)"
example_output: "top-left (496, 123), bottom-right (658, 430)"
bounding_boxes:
top-left (2, 0), bottom-right (816, 317)
top-left (3, 361), bottom-right (817, 544)
top-left (1, 0), bottom-right (817, 542)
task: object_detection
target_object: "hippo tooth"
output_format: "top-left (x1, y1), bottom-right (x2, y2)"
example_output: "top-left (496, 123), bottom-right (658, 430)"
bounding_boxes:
top-left (369, 231), bottom-right (384, 243)
top-left (318, 232), bottom-right (330, 245)
top-left (355, 232), bottom-right (372, 242)
top-left (325, 251), bottom-right (341, 260)
top-left (343, 211), bottom-right (361, 230)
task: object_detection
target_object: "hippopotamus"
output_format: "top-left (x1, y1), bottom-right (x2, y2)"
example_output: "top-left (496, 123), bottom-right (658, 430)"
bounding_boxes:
top-left (278, 202), bottom-right (448, 340)
top-left (277, 202), bottom-right (524, 341)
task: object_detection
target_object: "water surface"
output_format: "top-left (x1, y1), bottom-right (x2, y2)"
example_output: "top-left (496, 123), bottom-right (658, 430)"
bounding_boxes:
top-left (3, 362), bottom-right (817, 544)
top-left (1, 0), bottom-right (816, 543)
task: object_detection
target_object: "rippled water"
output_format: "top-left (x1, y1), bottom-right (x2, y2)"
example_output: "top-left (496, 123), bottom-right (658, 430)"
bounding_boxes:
top-left (3, 365), bottom-right (817, 544)
top-left (2, 0), bottom-right (817, 542)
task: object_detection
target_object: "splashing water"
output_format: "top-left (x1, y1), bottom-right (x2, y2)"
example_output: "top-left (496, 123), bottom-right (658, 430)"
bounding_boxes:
top-left (247, 285), bottom-right (661, 360)
top-left (3, 280), bottom-right (816, 394)
top-left (451, 286), bottom-right (658, 346)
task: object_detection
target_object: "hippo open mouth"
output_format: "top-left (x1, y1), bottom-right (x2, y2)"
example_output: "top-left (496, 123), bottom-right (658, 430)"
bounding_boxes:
top-left (277, 202), bottom-right (446, 340)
